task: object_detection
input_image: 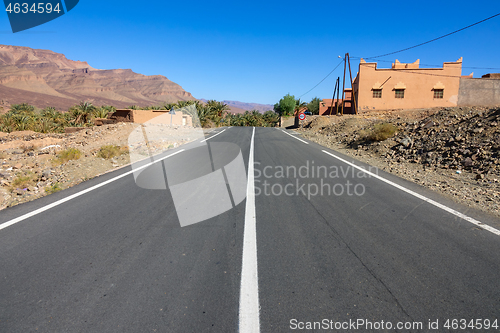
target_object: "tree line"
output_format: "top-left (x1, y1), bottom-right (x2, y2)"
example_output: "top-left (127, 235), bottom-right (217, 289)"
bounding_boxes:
top-left (0, 100), bottom-right (280, 133)
top-left (273, 94), bottom-right (321, 116)
top-left (127, 100), bottom-right (279, 128)
top-left (0, 102), bottom-right (116, 133)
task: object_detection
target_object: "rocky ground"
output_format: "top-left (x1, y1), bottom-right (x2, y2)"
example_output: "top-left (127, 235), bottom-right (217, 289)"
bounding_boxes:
top-left (0, 123), bottom-right (204, 210)
top-left (297, 106), bottom-right (500, 218)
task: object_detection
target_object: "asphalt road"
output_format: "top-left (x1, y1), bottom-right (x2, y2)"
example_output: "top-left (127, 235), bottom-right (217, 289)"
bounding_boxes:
top-left (1, 126), bottom-right (500, 332)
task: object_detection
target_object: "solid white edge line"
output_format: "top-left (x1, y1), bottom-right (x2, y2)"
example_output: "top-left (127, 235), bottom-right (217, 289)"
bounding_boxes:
top-left (200, 128), bottom-right (227, 142)
top-left (280, 129), bottom-right (309, 144)
top-left (0, 149), bottom-right (185, 232)
top-left (322, 150), bottom-right (500, 236)
top-left (239, 127), bottom-right (260, 333)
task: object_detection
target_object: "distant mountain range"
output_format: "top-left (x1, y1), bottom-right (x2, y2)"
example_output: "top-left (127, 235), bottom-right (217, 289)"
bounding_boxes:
top-left (0, 45), bottom-right (195, 111)
top-left (0, 45), bottom-right (276, 114)
top-left (200, 99), bottom-right (274, 114)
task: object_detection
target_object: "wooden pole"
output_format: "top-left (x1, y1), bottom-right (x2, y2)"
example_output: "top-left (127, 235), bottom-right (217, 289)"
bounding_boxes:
top-left (329, 78), bottom-right (338, 116)
top-left (340, 54), bottom-right (347, 115)
top-left (347, 53), bottom-right (357, 115)
top-left (335, 77), bottom-right (340, 116)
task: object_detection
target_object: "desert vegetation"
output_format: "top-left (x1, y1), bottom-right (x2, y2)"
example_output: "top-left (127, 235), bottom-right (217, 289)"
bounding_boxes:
top-left (45, 183), bottom-right (63, 194)
top-left (0, 102), bottom-right (116, 133)
top-left (274, 95), bottom-right (322, 116)
top-left (97, 145), bottom-right (127, 159)
top-left (364, 123), bottom-right (399, 142)
top-left (52, 148), bottom-right (82, 165)
top-left (0, 99), bottom-right (279, 134)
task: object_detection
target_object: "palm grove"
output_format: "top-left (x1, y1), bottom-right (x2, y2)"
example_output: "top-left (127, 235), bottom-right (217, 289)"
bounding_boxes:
top-left (0, 95), bottom-right (321, 134)
top-left (0, 100), bottom-right (280, 133)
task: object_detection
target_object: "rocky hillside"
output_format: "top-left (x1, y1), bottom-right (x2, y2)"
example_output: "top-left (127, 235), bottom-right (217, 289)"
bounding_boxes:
top-left (306, 106), bottom-right (500, 177)
top-left (0, 45), bottom-right (195, 111)
top-left (384, 107), bottom-right (499, 176)
top-left (299, 106), bottom-right (500, 217)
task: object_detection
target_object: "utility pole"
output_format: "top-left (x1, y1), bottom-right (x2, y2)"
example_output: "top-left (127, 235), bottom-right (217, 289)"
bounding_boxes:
top-left (329, 77), bottom-right (339, 116)
top-left (346, 53), bottom-right (357, 115)
top-left (341, 54), bottom-right (347, 115)
top-left (335, 77), bottom-right (340, 116)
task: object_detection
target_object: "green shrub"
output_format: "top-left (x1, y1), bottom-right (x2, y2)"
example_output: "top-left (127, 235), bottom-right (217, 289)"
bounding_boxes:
top-left (53, 148), bottom-right (82, 165)
top-left (97, 145), bottom-right (124, 159)
top-left (45, 183), bottom-right (62, 194)
top-left (367, 123), bottom-right (398, 142)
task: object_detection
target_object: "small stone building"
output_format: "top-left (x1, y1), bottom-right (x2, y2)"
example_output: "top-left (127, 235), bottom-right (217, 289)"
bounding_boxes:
top-left (109, 109), bottom-right (193, 126)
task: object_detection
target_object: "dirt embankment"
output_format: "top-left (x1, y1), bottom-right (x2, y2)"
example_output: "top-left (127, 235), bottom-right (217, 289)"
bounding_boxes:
top-left (0, 124), bottom-right (207, 210)
top-left (298, 106), bottom-right (500, 218)
top-left (0, 124), bottom-right (135, 209)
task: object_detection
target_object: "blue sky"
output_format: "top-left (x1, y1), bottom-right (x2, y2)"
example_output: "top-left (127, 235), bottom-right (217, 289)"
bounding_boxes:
top-left (1, 0), bottom-right (500, 105)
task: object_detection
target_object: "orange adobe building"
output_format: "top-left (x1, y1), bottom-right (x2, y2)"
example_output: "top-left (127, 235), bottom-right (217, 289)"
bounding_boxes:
top-left (352, 58), bottom-right (463, 112)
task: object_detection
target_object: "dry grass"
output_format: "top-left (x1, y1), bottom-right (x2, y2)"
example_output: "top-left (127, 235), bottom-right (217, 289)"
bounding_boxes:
top-left (53, 148), bottom-right (82, 165)
top-left (366, 123), bottom-right (398, 142)
top-left (10, 172), bottom-right (36, 191)
top-left (97, 145), bottom-right (126, 159)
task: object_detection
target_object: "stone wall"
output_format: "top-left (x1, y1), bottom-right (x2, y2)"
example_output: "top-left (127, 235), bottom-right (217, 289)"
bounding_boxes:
top-left (458, 78), bottom-right (500, 107)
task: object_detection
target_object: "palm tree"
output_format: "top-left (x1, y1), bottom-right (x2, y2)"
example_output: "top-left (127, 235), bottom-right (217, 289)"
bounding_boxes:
top-left (175, 100), bottom-right (196, 109)
top-left (93, 105), bottom-right (115, 119)
top-left (263, 110), bottom-right (279, 127)
top-left (294, 98), bottom-right (307, 116)
top-left (70, 101), bottom-right (96, 125)
top-left (41, 107), bottom-right (57, 118)
top-left (9, 103), bottom-right (35, 115)
top-left (162, 102), bottom-right (176, 110)
top-left (36, 117), bottom-right (57, 133)
top-left (13, 114), bottom-right (33, 131)
top-left (0, 113), bottom-right (14, 133)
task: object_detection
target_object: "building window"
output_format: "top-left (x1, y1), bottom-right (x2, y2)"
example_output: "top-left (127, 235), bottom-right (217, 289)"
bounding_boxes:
top-left (373, 89), bottom-right (382, 98)
top-left (433, 89), bottom-right (443, 99)
top-left (395, 89), bottom-right (405, 99)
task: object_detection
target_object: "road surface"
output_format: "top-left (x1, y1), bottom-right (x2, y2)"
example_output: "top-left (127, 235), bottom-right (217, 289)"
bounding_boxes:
top-left (1, 126), bottom-right (500, 332)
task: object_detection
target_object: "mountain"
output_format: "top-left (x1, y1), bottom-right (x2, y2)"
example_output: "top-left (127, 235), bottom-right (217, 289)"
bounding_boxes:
top-left (226, 105), bottom-right (248, 114)
top-left (0, 45), bottom-right (195, 111)
top-left (200, 99), bottom-right (274, 113)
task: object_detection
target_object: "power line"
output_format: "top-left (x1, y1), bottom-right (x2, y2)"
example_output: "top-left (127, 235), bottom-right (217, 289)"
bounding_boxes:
top-left (365, 12), bottom-right (500, 59)
top-left (298, 13), bottom-right (500, 100)
top-left (299, 58), bottom-right (344, 98)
